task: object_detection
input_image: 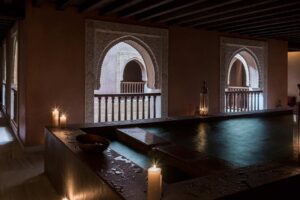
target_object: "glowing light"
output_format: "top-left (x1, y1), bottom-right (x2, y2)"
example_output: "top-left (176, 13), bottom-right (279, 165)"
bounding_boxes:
top-left (62, 197), bottom-right (68, 200)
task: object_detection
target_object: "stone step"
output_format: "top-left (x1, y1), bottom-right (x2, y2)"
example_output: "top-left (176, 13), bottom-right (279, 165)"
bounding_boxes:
top-left (116, 127), bottom-right (170, 153)
top-left (153, 145), bottom-right (234, 177)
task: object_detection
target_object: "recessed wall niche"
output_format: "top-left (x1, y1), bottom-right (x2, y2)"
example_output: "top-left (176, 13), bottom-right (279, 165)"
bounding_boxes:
top-left (85, 20), bottom-right (168, 122)
top-left (220, 37), bottom-right (268, 112)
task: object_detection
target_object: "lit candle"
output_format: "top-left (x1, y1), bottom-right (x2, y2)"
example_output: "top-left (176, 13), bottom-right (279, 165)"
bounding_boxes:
top-left (52, 108), bottom-right (59, 127)
top-left (148, 164), bottom-right (162, 200)
top-left (60, 114), bottom-right (67, 128)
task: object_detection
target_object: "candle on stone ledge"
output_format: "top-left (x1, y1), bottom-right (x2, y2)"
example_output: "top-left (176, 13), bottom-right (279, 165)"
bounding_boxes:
top-left (60, 114), bottom-right (67, 128)
top-left (52, 108), bottom-right (59, 127)
top-left (148, 164), bottom-right (162, 200)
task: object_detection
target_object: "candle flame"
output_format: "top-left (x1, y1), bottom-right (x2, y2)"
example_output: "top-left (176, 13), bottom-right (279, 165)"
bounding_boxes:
top-left (153, 164), bottom-right (156, 168)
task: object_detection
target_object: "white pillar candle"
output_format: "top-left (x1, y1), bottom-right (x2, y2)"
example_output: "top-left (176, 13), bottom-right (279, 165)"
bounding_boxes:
top-left (148, 165), bottom-right (162, 200)
top-left (60, 114), bottom-right (67, 128)
top-left (52, 108), bottom-right (59, 127)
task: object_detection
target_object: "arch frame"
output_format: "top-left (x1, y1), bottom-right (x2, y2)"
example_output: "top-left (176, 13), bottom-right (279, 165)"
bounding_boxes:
top-left (220, 37), bottom-right (268, 112)
top-left (85, 20), bottom-right (168, 122)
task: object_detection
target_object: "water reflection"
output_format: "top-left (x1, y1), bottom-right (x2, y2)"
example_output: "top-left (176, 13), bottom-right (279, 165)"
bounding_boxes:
top-left (144, 115), bottom-right (294, 167)
top-left (195, 123), bottom-right (208, 152)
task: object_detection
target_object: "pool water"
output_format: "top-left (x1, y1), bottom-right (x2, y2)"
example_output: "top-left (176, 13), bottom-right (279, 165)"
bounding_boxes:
top-left (143, 115), bottom-right (294, 167)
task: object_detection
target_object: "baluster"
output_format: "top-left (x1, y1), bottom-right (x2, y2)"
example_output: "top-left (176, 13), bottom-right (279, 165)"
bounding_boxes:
top-left (153, 95), bottom-right (157, 118)
top-left (254, 92), bottom-right (257, 110)
top-left (142, 95), bottom-right (145, 119)
top-left (148, 95), bottom-right (151, 118)
top-left (125, 96), bottom-right (127, 120)
top-left (131, 96), bottom-right (133, 120)
top-left (224, 92), bottom-right (227, 112)
top-left (250, 92), bottom-right (253, 111)
top-left (112, 96), bottom-right (115, 121)
top-left (98, 97), bottom-right (101, 122)
top-left (229, 93), bottom-right (232, 112)
top-left (136, 96), bottom-right (139, 119)
top-left (257, 92), bottom-right (260, 110)
top-left (118, 96), bottom-right (121, 121)
top-left (105, 96), bottom-right (108, 122)
top-left (230, 93), bottom-right (233, 112)
top-left (243, 92), bottom-right (247, 111)
top-left (233, 93), bottom-right (236, 112)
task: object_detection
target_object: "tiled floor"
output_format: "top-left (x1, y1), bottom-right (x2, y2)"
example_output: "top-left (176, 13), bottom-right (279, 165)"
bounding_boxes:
top-left (0, 114), bottom-right (60, 200)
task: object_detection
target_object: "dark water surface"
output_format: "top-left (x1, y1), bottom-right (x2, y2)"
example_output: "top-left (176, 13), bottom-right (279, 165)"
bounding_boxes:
top-left (143, 115), bottom-right (294, 167)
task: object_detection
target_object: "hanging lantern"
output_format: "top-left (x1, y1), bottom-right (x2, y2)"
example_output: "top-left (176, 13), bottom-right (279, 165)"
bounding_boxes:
top-left (199, 81), bottom-right (209, 116)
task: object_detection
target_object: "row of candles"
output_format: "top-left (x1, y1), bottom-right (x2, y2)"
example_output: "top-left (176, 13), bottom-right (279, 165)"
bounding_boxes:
top-left (52, 108), bottom-right (67, 128)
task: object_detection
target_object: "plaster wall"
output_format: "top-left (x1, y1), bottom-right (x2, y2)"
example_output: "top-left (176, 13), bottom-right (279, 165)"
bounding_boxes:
top-left (5, 2), bottom-right (289, 145)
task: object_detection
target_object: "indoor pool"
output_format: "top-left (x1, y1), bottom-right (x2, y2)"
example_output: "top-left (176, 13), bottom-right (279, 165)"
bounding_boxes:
top-left (142, 114), bottom-right (294, 167)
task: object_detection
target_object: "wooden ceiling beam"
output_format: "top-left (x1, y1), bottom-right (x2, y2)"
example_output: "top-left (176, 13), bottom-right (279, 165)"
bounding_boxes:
top-left (0, 5), bottom-right (23, 20)
top-left (99, 0), bottom-right (143, 15)
top-left (178, 0), bottom-right (275, 26)
top-left (247, 27), bottom-right (300, 37)
top-left (226, 18), bottom-right (300, 34)
top-left (56, 0), bottom-right (73, 10)
top-left (216, 12), bottom-right (300, 32)
top-left (194, 0), bottom-right (300, 28)
top-left (32, 0), bottom-right (44, 7)
top-left (154, 0), bottom-right (241, 24)
top-left (79, 0), bottom-right (114, 13)
top-left (135, 0), bottom-right (207, 21)
top-left (118, 0), bottom-right (173, 18)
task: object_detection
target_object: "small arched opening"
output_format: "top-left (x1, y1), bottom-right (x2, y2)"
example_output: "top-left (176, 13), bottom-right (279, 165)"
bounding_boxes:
top-left (121, 60), bottom-right (145, 93)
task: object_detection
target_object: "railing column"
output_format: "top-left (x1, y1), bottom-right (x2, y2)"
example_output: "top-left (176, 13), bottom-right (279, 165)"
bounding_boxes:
top-left (118, 96), bottom-right (121, 121)
top-left (105, 96), bottom-right (108, 122)
top-left (130, 96), bottom-right (133, 120)
top-left (112, 96), bottom-right (115, 121)
top-left (136, 96), bottom-right (139, 119)
top-left (125, 96), bottom-right (127, 120)
top-left (142, 96), bottom-right (145, 119)
top-left (98, 97), bottom-right (101, 122)
top-left (153, 95), bottom-right (156, 118)
top-left (148, 95), bottom-right (151, 119)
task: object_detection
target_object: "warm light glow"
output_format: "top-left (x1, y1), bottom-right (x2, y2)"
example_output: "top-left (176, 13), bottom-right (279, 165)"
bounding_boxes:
top-left (62, 197), bottom-right (68, 200)
top-left (60, 114), bottom-right (67, 128)
top-left (148, 163), bottom-right (162, 200)
top-left (52, 107), bottom-right (60, 127)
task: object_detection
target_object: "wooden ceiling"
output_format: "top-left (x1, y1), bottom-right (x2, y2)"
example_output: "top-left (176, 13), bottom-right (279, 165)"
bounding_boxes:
top-left (0, 0), bottom-right (25, 42)
top-left (3, 0), bottom-right (300, 50)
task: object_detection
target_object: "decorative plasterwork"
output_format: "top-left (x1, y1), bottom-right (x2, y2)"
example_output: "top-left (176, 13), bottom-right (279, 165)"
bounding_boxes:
top-left (85, 20), bottom-right (168, 122)
top-left (220, 37), bottom-right (268, 112)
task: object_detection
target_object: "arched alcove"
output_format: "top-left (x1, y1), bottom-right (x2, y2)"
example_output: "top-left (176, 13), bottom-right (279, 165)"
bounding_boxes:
top-left (220, 37), bottom-right (267, 112)
top-left (86, 20), bottom-right (168, 122)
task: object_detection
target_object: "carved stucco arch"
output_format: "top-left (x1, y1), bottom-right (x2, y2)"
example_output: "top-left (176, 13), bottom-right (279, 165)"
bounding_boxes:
top-left (85, 20), bottom-right (168, 122)
top-left (220, 37), bottom-right (267, 112)
top-left (96, 36), bottom-right (158, 90)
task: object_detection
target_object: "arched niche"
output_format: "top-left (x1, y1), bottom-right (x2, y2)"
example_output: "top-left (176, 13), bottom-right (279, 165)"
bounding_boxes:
top-left (220, 37), bottom-right (267, 112)
top-left (85, 20), bottom-right (168, 122)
